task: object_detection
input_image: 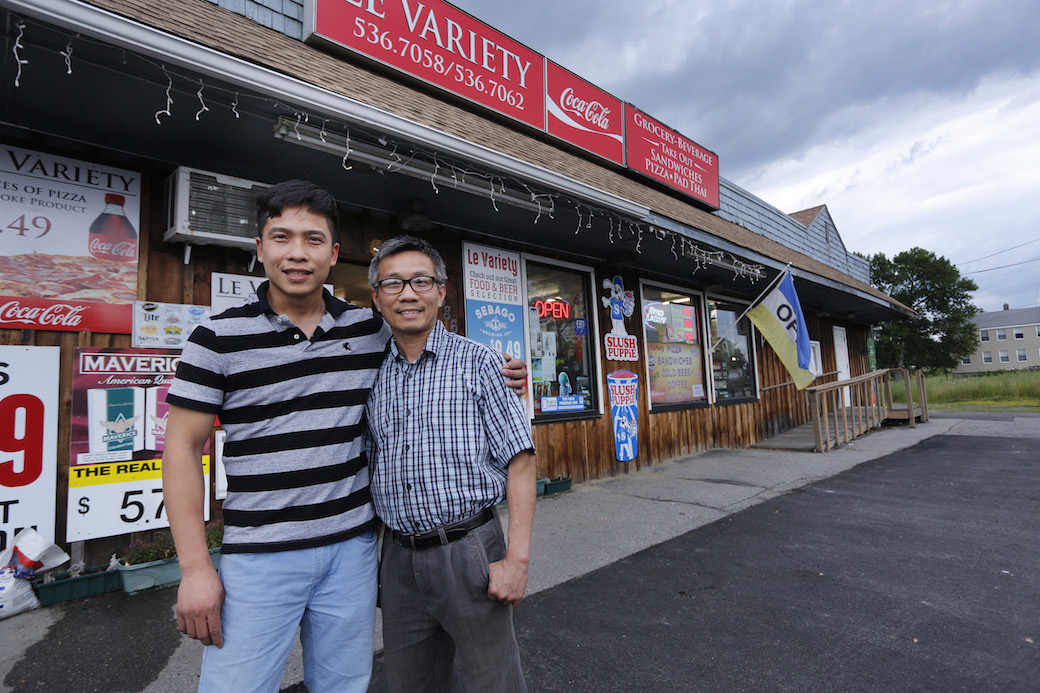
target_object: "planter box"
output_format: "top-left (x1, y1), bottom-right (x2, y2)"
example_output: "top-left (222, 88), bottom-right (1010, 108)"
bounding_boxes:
top-left (119, 547), bottom-right (221, 596)
top-left (544, 477), bottom-right (572, 495)
top-left (35, 570), bottom-right (122, 606)
top-left (536, 477), bottom-right (548, 496)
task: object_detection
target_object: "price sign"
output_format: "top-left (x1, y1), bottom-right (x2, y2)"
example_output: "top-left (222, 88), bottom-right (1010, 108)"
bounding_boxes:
top-left (0, 346), bottom-right (59, 550)
top-left (66, 457), bottom-right (210, 541)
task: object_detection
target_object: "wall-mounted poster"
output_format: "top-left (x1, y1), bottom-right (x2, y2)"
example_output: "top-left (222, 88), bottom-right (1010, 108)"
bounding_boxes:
top-left (0, 145), bottom-right (140, 333)
top-left (0, 346), bottom-right (59, 549)
top-left (463, 243), bottom-right (525, 360)
top-left (67, 348), bottom-right (210, 542)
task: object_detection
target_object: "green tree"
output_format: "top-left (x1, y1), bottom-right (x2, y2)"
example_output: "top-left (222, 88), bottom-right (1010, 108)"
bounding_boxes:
top-left (869, 248), bottom-right (980, 371)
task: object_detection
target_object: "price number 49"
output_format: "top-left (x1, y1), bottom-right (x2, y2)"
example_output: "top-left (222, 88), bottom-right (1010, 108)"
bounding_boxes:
top-left (0, 375), bottom-right (45, 489)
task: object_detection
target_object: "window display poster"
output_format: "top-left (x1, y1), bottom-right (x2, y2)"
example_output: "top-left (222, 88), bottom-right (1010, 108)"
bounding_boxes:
top-left (67, 347), bottom-right (209, 542)
top-left (463, 243), bottom-right (525, 359)
top-left (133, 301), bottom-right (210, 349)
top-left (0, 145), bottom-right (140, 333)
top-left (647, 342), bottom-right (705, 405)
top-left (607, 369), bottom-right (639, 462)
top-left (0, 346), bottom-right (59, 548)
top-left (211, 272), bottom-right (331, 315)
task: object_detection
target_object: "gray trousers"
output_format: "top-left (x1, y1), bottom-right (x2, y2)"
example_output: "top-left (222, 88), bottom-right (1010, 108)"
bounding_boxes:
top-left (379, 515), bottom-right (527, 693)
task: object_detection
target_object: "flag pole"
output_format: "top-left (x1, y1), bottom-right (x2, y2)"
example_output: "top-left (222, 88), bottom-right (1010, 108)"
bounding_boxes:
top-left (710, 263), bottom-right (792, 352)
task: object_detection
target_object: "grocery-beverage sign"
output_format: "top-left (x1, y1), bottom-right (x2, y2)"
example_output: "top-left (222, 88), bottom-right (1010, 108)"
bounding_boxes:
top-left (546, 61), bottom-right (624, 165)
top-left (0, 346), bottom-right (60, 549)
top-left (0, 146), bottom-right (140, 333)
top-left (67, 348), bottom-right (210, 541)
top-left (306, 0), bottom-right (546, 129)
top-left (624, 106), bottom-right (720, 209)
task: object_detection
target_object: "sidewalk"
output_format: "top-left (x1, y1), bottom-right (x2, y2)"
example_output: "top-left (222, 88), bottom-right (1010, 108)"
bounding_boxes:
top-left (5, 413), bottom-right (1034, 692)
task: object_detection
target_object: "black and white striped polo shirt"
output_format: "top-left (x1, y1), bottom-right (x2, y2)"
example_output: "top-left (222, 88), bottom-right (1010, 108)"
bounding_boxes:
top-left (167, 282), bottom-right (391, 553)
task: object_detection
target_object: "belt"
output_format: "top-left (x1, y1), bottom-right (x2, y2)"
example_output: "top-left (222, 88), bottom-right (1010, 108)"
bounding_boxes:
top-left (390, 508), bottom-right (494, 550)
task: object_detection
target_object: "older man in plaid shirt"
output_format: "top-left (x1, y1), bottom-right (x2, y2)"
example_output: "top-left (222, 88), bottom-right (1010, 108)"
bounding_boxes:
top-left (365, 235), bottom-right (536, 693)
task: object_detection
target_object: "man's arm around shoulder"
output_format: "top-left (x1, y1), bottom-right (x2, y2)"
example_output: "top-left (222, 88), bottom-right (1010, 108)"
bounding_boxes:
top-left (163, 404), bottom-right (225, 647)
top-left (488, 449), bottom-right (536, 606)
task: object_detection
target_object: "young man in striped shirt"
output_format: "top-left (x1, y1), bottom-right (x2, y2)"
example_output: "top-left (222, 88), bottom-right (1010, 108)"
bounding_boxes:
top-left (162, 181), bottom-right (525, 693)
top-left (366, 236), bottom-right (536, 693)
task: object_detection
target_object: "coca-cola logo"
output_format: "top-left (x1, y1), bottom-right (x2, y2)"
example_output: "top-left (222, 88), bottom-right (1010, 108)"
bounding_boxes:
top-left (0, 301), bottom-right (89, 327)
top-left (89, 236), bottom-right (137, 259)
top-left (560, 88), bottom-right (613, 131)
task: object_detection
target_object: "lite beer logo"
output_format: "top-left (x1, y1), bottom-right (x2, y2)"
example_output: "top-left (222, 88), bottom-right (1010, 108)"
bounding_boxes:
top-left (0, 300), bottom-right (87, 328)
top-left (601, 275), bottom-right (638, 361)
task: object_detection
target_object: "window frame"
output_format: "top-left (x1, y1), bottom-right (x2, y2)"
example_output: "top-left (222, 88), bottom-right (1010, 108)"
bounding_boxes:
top-left (638, 279), bottom-right (710, 413)
top-left (521, 252), bottom-right (604, 423)
top-left (980, 330), bottom-right (990, 342)
top-left (983, 351), bottom-right (993, 364)
top-left (961, 355), bottom-right (971, 365)
top-left (999, 350), bottom-right (1010, 363)
top-left (705, 294), bottom-right (759, 404)
top-left (1014, 327), bottom-right (1024, 340)
top-left (997, 329), bottom-right (1007, 341)
top-left (1017, 348), bottom-right (1028, 362)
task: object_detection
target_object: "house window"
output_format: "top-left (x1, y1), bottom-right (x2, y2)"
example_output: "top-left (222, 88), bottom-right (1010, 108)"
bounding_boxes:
top-left (640, 283), bottom-right (707, 408)
top-left (526, 260), bottom-right (598, 420)
top-left (1017, 349), bottom-right (1028, 362)
top-left (983, 351), bottom-right (992, 364)
top-left (1014, 327), bottom-right (1025, 339)
top-left (707, 299), bottom-right (756, 401)
top-left (961, 356), bottom-right (971, 365)
top-left (997, 329), bottom-right (1007, 341)
top-left (980, 330), bottom-right (989, 342)
top-left (999, 350), bottom-right (1009, 363)
top-left (1036, 326), bottom-right (1040, 338)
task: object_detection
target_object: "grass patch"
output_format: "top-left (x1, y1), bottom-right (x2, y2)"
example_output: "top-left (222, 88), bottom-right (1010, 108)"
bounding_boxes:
top-left (892, 370), bottom-right (1040, 411)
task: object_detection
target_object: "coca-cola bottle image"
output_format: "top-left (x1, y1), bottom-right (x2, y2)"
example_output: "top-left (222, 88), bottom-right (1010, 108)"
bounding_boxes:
top-left (88, 193), bottom-right (138, 262)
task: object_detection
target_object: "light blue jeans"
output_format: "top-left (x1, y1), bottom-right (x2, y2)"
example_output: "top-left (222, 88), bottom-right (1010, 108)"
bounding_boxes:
top-left (198, 530), bottom-right (378, 693)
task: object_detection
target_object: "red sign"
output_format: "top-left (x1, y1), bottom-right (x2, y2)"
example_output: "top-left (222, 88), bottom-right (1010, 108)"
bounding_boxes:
top-left (535, 298), bottom-right (570, 319)
top-left (307, 0), bottom-right (545, 129)
top-left (624, 106), bottom-right (720, 209)
top-left (0, 296), bottom-right (131, 333)
top-left (546, 61), bottom-right (624, 165)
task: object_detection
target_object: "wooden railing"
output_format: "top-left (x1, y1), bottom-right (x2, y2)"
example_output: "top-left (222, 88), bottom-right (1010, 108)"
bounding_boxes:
top-left (806, 368), bottom-right (928, 452)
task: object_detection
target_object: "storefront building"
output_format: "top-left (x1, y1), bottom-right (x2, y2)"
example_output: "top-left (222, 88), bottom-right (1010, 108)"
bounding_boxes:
top-left (1, 0), bottom-right (912, 561)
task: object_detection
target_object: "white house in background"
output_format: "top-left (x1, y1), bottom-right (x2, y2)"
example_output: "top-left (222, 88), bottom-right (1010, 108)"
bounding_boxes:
top-left (955, 305), bottom-right (1040, 374)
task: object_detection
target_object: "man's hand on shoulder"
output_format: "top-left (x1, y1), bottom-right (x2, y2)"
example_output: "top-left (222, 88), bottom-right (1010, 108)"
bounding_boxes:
top-left (501, 353), bottom-right (528, 397)
top-left (176, 567), bottom-right (226, 648)
top-left (488, 555), bottom-right (529, 606)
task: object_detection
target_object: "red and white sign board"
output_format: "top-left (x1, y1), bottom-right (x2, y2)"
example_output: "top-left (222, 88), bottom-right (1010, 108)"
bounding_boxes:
top-left (624, 106), bottom-right (720, 209)
top-left (546, 61), bottom-right (624, 165)
top-left (0, 145), bottom-right (140, 333)
top-left (0, 346), bottom-right (59, 548)
top-left (306, 0), bottom-right (545, 129)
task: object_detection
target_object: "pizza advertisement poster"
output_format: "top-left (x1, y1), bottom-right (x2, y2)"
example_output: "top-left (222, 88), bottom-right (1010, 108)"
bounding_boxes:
top-left (67, 347), bottom-right (210, 541)
top-left (0, 145), bottom-right (141, 334)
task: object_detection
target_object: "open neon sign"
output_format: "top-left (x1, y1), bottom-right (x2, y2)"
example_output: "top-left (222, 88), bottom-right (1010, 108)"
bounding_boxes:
top-left (535, 298), bottom-right (570, 319)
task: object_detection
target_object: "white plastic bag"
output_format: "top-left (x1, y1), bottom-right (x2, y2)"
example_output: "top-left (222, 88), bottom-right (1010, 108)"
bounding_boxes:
top-left (0, 568), bottom-right (41, 620)
top-left (0, 528), bottom-right (70, 579)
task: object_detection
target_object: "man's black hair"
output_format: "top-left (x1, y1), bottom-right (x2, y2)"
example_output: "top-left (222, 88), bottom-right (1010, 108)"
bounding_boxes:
top-left (256, 179), bottom-right (339, 243)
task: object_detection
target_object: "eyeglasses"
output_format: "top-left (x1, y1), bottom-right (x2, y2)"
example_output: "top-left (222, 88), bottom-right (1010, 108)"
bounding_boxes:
top-left (375, 276), bottom-right (439, 294)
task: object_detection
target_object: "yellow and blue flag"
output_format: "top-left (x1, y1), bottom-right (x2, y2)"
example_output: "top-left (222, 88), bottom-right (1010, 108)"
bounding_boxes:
top-left (747, 271), bottom-right (814, 389)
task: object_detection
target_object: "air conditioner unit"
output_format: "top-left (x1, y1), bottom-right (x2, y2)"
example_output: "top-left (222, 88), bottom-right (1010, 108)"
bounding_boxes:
top-left (164, 167), bottom-right (269, 250)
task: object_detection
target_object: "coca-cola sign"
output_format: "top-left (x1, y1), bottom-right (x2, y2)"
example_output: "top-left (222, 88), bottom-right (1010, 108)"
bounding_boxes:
top-left (88, 237), bottom-right (137, 261)
top-left (546, 61), bottom-right (624, 165)
top-left (0, 296), bottom-right (131, 334)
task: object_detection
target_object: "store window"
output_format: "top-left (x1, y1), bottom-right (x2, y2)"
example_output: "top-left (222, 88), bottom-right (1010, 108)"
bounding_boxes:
top-left (640, 284), bottom-right (707, 409)
top-left (526, 261), bottom-right (598, 419)
top-left (707, 299), bottom-right (757, 401)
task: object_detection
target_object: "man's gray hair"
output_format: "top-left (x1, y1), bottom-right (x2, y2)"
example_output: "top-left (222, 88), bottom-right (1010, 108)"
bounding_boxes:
top-left (368, 235), bottom-right (448, 287)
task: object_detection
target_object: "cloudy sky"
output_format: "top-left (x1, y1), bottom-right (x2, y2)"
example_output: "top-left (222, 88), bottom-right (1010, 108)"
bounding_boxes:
top-left (452, 0), bottom-right (1040, 313)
